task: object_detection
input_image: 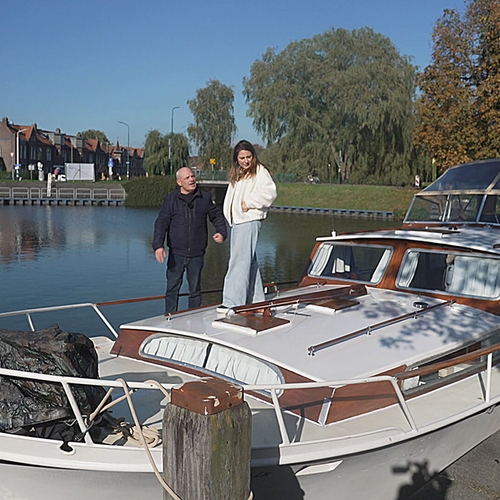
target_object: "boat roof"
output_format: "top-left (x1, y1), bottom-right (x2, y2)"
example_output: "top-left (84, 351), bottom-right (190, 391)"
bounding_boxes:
top-left (421, 158), bottom-right (500, 194)
top-left (120, 286), bottom-right (500, 383)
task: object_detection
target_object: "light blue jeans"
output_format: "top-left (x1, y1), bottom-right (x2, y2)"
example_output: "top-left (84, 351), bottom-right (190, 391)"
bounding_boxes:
top-left (222, 220), bottom-right (265, 308)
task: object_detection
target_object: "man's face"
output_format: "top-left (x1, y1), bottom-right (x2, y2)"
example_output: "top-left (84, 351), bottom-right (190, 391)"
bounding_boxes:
top-left (177, 168), bottom-right (197, 194)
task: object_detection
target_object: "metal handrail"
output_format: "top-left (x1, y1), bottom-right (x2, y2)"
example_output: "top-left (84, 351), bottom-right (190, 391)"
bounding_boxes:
top-left (308, 300), bottom-right (456, 355)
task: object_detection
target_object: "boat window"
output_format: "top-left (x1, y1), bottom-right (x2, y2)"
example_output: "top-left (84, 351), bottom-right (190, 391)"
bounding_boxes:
top-left (308, 243), bottom-right (392, 284)
top-left (398, 250), bottom-right (500, 298)
top-left (479, 195), bottom-right (500, 223)
top-left (139, 334), bottom-right (284, 390)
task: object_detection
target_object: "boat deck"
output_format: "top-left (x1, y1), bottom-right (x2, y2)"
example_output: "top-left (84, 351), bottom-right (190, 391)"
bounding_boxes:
top-left (94, 335), bottom-right (500, 462)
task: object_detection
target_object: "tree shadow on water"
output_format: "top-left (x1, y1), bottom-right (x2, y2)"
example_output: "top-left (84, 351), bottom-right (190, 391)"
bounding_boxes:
top-left (395, 460), bottom-right (453, 500)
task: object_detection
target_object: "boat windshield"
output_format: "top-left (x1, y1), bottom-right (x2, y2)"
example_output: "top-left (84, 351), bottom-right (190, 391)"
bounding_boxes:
top-left (405, 160), bottom-right (500, 224)
top-left (397, 249), bottom-right (500, 299)
top-left (308, 243), bottom-right (392, 283)
top-left (405, 194), bottom-right (484, 223)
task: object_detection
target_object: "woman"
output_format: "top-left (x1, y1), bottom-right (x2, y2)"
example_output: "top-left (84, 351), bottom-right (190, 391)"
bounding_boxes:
top-left (219, 140), bottom-right (277, 312)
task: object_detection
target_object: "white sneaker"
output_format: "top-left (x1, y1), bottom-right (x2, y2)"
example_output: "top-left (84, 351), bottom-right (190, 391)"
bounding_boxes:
top-left (216, 305), bottom-right (230, 315)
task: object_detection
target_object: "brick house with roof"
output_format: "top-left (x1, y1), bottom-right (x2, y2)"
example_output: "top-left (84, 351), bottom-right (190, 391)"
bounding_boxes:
top-left (0, 117), bottom-right (144, 179)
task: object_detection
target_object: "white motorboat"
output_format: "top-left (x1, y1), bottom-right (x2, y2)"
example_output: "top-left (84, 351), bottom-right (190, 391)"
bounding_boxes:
top-left (2, 159), bottom-right (500, 499)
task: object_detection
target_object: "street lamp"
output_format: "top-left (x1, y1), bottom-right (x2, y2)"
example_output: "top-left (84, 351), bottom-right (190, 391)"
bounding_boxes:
top-left (118, 121), bottom-right (130, 179)
top-left (15, 127), bottom-right (30, 180)
top-left (169, 106), bottom-right (179, 176)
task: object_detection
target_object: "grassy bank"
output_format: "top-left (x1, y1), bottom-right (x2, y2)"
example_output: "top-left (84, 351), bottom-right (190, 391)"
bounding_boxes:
top-left (121, 177), bottom-right (418, 219)
top-left (275, 184), bottom-right (418, 220)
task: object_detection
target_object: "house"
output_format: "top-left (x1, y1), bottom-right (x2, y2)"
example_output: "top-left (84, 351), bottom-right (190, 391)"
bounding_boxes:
top-left (0, 117), bottom-right (144, 179)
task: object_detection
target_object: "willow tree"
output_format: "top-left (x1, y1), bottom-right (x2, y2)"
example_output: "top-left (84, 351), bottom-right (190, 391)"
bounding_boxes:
top-left (243, 27), bottom-right (417, 185)
top-left (416, 0), bottom-right (500, 172)
top-left (187, 80), bottom-right (237, 169)
top-left (144, 130), bottom-right (190, 176)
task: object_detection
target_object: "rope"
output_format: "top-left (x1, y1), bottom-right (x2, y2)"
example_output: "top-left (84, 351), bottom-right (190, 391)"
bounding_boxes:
top-left (116, 378), bottom-right (183, 500)
top-left (88, 378), bottom-right (253, 500)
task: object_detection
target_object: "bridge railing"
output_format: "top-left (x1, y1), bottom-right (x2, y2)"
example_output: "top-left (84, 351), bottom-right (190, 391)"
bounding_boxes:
top-left (194, 170), bottom-right (228, 181)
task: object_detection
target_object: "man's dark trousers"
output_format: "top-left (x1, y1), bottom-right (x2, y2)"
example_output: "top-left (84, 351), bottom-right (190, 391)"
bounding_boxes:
top-left (165, 253), bottom-right (204, 313)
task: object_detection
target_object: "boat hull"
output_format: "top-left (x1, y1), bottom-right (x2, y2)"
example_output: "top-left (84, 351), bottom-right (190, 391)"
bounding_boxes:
top-left (252, 402), bottom-right (500, 499)
top-left (0, 403), bottom-right (498, 500)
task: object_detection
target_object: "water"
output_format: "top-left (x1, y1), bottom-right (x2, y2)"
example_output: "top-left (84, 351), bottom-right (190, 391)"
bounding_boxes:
top-left (0, 205), bottom-right (396, 330)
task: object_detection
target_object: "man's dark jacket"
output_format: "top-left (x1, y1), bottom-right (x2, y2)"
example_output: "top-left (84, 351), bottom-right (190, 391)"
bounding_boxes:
top-left (152, 187), bottom-right (227, 258)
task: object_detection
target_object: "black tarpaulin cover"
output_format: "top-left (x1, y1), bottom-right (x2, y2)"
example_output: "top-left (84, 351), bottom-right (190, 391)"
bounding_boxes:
top-left (0, 324), bottom-right (106, 433)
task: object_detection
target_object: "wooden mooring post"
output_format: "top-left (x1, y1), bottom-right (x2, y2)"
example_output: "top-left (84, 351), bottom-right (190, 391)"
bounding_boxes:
top-left (163, 377), bottom-right (252, 500)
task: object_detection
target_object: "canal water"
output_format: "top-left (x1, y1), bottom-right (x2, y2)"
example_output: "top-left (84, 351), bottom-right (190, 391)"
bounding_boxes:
top-left (0, 205), bottom-right (396, 329)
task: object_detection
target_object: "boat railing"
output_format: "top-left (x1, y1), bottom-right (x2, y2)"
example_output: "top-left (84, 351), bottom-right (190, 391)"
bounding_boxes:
top-left (247, 342), bottom-right (500, 446)
top-left (1, 347), bottom-right (498, 451)
top-left (0, 279), bottom-right (298, 336)
top-left (1, 298), bottom-right (499, 450)
top-left (0, 364), bottom-right (173, 445)
top-left (0, 347), bottom-right (498, 450)
top-left (245, 376), bottom-right (418, 446)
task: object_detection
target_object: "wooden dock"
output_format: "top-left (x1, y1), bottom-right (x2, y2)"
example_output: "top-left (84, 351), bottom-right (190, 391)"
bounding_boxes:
top-left (0, 185), bottom-right (125, 206)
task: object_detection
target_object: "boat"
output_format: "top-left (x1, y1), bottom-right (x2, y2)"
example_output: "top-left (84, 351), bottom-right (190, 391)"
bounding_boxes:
top-left (2, 158), bottom-right (500, 499)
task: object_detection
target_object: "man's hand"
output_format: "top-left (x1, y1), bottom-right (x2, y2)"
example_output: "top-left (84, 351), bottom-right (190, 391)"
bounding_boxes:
top-left (155, 248), bottom-right (166, 263)
top-left (213, 233), bottom-right (224, 244)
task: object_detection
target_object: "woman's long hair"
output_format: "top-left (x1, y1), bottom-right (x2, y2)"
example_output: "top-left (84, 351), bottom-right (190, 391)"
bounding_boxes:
top-left (228, 140), bottom-right (260, 185)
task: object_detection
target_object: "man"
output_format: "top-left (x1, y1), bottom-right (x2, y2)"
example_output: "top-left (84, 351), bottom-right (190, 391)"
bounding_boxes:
top-left (152, 167), bottom-right (227, 313)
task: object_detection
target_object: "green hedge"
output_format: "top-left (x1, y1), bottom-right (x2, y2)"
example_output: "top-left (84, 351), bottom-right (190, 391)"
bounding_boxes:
top-left (124, 176), bottom-right (177, 207)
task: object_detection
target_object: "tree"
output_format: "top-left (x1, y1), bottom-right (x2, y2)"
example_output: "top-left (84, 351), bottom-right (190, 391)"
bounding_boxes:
top-left (79, 129), bottom-right (110, 145)
top-left (416, 0), bottom-right (500, 172)
top-left (243, 28), bottom-right (418, 185)
top-left (144, 129), bottom-right (168, 175)
top-left (169, 132), bottom-right (190, 174)
top-left (187, 80), bottom-right (237, 169)
top-left (144, 130), bottom-right (190, 176)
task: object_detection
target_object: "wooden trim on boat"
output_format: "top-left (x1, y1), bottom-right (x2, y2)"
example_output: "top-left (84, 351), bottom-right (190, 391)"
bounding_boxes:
top-left (395, 340), bottom-right (500, 381)
top-left (212, 285), bottom-right (366, 333)
top-left (326, 365), bottom-right (407, 425)
top-left (231, 284), bottom-right (367, 315)
top-left (96, 280), bottom-right (299, 308)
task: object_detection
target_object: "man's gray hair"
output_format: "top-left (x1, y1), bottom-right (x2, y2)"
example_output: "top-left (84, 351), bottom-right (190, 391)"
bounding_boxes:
top-left (176, 167), bottom-right (193, 180)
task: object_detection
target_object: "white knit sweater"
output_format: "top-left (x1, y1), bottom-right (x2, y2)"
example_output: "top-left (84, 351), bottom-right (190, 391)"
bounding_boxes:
top-left (223, 164), bottom-right (277, 226)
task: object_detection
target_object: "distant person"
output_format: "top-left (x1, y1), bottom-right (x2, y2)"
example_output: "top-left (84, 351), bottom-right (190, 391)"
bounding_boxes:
top-left (152, 167), bottom-right (227, 313)
top-left (218, 140), bottom-right (277, 313)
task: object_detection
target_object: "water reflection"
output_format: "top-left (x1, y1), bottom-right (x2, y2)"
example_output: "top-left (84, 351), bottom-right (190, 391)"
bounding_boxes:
top-left (0, 205), bottom-right (396, 315)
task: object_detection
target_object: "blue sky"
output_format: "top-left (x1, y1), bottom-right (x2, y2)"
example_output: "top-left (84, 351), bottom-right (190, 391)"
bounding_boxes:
top-left (2, 0), bottom-right (466, 151)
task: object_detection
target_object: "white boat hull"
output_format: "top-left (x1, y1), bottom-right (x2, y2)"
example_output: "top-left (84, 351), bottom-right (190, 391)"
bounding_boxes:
top-left (0, 403), bottom-right (498, 500)
top-left (253, 402), bottom-right (500, 499)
